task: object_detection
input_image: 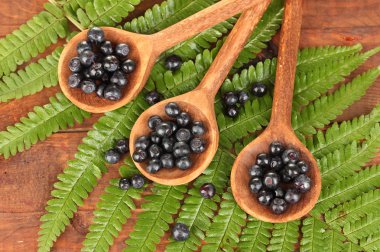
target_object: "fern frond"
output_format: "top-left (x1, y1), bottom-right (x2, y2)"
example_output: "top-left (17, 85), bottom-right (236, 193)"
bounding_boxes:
top-left (325, 190), bottom-right (380, 228)
top-left (82, 167), bottom-right (144, 252)
top-left (318, 125), bottom-right (380, 185)
top-left (268, 221), bottom-right (300, 252)
top-left (360, 232), bottom-right (380, 252)
top-left (297, 44), bottom-right (363, 72)
top-left (0, 47), bottom-right (62, 103)
top-left (343, 213), bottom-right (380, 243)
top-left (237, 217), bottom-right (273, 252)
top-left (308, 105), bottom-right (380, 158)
top-left (124, 184), bottom-right (187, 252)
top-left (293, 47), bottom-right (380, 110)
top-left (315, 166), bottom-right (380, 213)
top-left (202, 191), bottom-right (247, 252)
top-left (0, 3), bottom-right (68, 77)
top-left (38, 95), bottom-right (148, 252)
top-left (293, 67), bottom-right (380, 135)
top-left (0, 93), bottom-right (90, 159)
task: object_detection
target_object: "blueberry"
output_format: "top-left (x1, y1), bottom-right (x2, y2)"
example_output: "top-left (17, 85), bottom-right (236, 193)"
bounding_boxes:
top-left (285, 189), bottom-right (301, 204)
top-left (176, 112), bottom-right (191, 127)
top-left (149, 144), bottom-right (163, 158)
top-left (96, 83), bottom-right (107, 98)
top-left (263, 172), bottom-right (280, 189)
top-left (89, 63), bottom-right (105, 79)
top-left (191, 122), bottom-right (205, 136)
top-left (169, 121), bottom-right (178, 133)
top-left (156, 122), bottom-right (173, 137)
top-left (176, 156), bottom-right (192, 170)
top-left (294, 174), bottom-right (312, 193)
top-left (69, 57), bottom-right (82, 72)
top-left (79, 50), bottom-right (96, 67)
top-left (150, 132), bottom-right (162, 144)
top-left (297, 161), bottom-right (309, 174)
top-left (270, 198), bottom-right (288, 214)
top-left (87, 27), bottom-right (105, 45)
top-left (122, 59), bottom-right (136, 74)
top-left (146, 159), bottom-right (161, 173)
top-left (132, 149), bottom-right (148, 163)
top-left (100, 41), bottom-right (113, 55)
top-left (249, 164), bottom-right (263, 177)
top-left (165, 102), bottom-right (181, 118)
top-left (105, 149), bottom-right (120, 164)
top-left (101, 72), bottom-right (109, 82)
top-left (162, 137), bottom-right (175, 152)
top-left (282, 148), bottom-right (300, 164)
top-left (282, 163), bottom-right (300, 180)
top-left (176, 128), bottom-right (192, 142)
top-left (145, 91), bottom-right (161, 105)
top-left (115, 138), bottom-right (129, 154)
top-left (223, 92), bottom-right (238, 106)
top-left (257, 189), bottom-right (274, 206)
top-left (274, 188), bottom-right (285, 198)
top-left (104, 84), bottom-right (122, 101)
top-left (249, 177), bottom-right (263, 193)
top-left (173, 142), bottom-right (191, 158)
top-left (119, 178), bottom-right (130, 190)
top-left (135, 136), bottom-right (150, 150)
top-left (252, 83), bottom-right (267, 97)
top-left (270, 156), bottom-right (283, 171)
top-left (131, 174), bottom-right (145, 189)
top-left (103, 55), bottom-right (119, 72)
top-left (81, 80), bottom-right (96, 94)
top-left (172, 223), bottom-right (189, 241)
top-left (148, 115), bottom-right (162, 130)
top-left (165, 55), bottom-right (182, 71)
top-left (190, 138), bottom-right (206, 153)
top-left (68, 73), bottom-right (82, 88)
top-left (256, 153), bottom-right (270, 168)
top-left (226, 106), bottom-right (239, 118)
top-left (77, 40), bottom-right (92, 54)
top-left (199, 183), bottom-right (216, 199)
top-left (115, 43), bottom-right (130, 58)
top-left (110, 70), bottom-right (127, 86)
top-left (238, 91), bottom-right (249, 104)
top-left (83, 68), bottom-right (91, 79)
top-left (270, 141), bottom-right (284, 156)
top-left (161, 153), bottom-right (174, 168)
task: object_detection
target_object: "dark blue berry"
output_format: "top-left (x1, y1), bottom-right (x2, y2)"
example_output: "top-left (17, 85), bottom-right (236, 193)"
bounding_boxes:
top-left (150, 132), bottom-right (161, 144)
top-left (249, 177), bottom-right (263, 193)
top-left (274, 188), bottom-right (285, 198)
top-left (165, 55), bottom-right (182, 71)
top-left (69, 57), bottom-right (82, 72)
top-left (238, 91), bottom-right (249, 104)
top-left (176, 156), bottom-right (192, 170)
top-left (115, 138), bottom-right (129, 154)
top-left (270, 141), bottom-right (284, 156)
top-left (191, 122), bottom-right (205, 136)
top-left (79, 50), bottom-right (95, 67)
top-left (252, 83), bottom-right (267, 97)
top-left (83, 68), bottom-right (91, 79)
top-left (297, 161), bottom-right (309, 174)
top-left (100, 41), bottom-right (113, 55)
top-left (249, 165), bottom-right (263, 177)
top-left (105, 149), bottom-right (120, 164)
top-left (122, 59), bottom-right (136, 73)
top-left (103, 55), bottom-right (119, 72)
top-left (161, 153), bottom-right (174, 168)
top-left (190, 138), bottom-right (206, 153)
top-left (165, 102), bottom-right (181, 118)
top-left (89, 63), bottom-right (105, 79)
top-left (172, 223), bottom-right (189, 241)
top-left (87, 27), bottom-right (105, 45)
top-left (282, 148), bottom-right (300, 164)
top-left (131, 174), bottom-right (145, 189)
top-left (135, 136), bottom-right (150, 150)
top-left (119, 178), bottom-right (130, 190)
top-left (294, 174), bottom-right (312, 192)
top-left (176, 112), bottom-right (191, 127)
top-left (77, 40), bottom-right (92, 54)
top-left (145, 91), bottom-right (161, 105)
top-left (162, 137), bottom-right (175, 153)
top-left (282, 163), bottom-right (300, 180)
top-left (146, 159), bottom-right (161, 173)
top-left (263, 172), bottom-right (280, 189)
top-left (104, 84), bottom-right (122, 101)
top-left (156, 122), bottom-right (173, 137)
top-left (270, 198), bottom-right (288, 214)
top-left (226, 105), bottom-right (239, 118)
top-left (148, 115), bottom-right (162, 130)
top-left (96, 83), bottom-right (107, 98)
top-left (285, 189), bottom-right (301, 204)
top-left (173, 142), bottom-right (191, 158)
top-left (176, 128), bottom-right (192, 142)
top-left (257, 189), bottom-right (274, 206)
top-left (68, 73), bottom-right (82, 88)
top-left (199, 183), bottom-right (215, 199)
top-left (115, 43), bottom-right (130, 58)
top-left (132, 149), bottom-right (148, 163)
top-left (270, 156), bottom-right (283, 171)
top-left (110, 70), bottom-right (127, 86)
top-left (223, 92), bottom-right (238, 106)
top-left (81, 80), bottom-right (96, 94)
top-left (256, 153), bottom-right (270, 168)
top-left (148, 144), bottom-right (163, 159)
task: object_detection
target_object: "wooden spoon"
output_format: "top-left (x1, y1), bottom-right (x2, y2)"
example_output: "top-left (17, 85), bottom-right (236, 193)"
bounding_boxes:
top-left (129, 1), bottom-right (271, 186)
top-left (230, 0), bottom-right (321, 223)
top-left (58, 0), bottom-right (269, 113)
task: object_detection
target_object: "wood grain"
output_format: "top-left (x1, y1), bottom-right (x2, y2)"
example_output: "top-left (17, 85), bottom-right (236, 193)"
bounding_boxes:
top-left (0, 0), bottom-right (379, 251)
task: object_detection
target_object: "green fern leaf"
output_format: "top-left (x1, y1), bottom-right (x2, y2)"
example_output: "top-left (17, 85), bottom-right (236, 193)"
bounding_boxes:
top-left (343, 213), bottom-right (380, 244)
top-left (82, 167), bottom-right (144, 252)
top-left (0, 93), bottom-right (90, 159)
top-left (0, 47), bottom-right (62, 103)
top-left (124, 184), bottom-right (187, 252)
top-left (38, 95), bottom-right (148, 252)
top-left (202, 190), bottom-right (247, 252)
top-left (268, 221), bottom-right (300, 252)
top-left (318, 124), bottom-right (380, 185)
top-left (293, 67), bottom-right (380, 135)
top-left (237, 217), bottom-right (273, 252)
top-left (360, 232), bottom-right (380, 252)
top-left (0, 3), bottom-right (68, 77)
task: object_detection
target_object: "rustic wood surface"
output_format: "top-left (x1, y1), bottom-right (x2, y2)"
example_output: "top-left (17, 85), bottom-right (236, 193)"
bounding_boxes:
top-left (0, 0), bottom-right (379, 251)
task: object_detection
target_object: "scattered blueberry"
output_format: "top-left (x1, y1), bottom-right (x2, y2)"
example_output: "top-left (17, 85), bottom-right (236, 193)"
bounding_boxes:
top-left (223, 92), bottom-right (238, 106)
top-left (131, 174), bottom-right (145, 189)
top-left (251, 83), bottom-right (267, 97)
top-left (165, 55), bottom-right (182, 71)
top-left (172, 223), bottom-right (189, 241)
top-left (238, 91), bottom-right (249, 104)
top-left (115, 138), bottom-right (129, 154)
top-left (105, 149), bottom-right (120, 164)
top-left (145, 91), bottom-right (161, 105)
top-left (226, 106), bottom-right (239, 118)
top-left (119, 178), bottom-right (130, 190)
top-left (199, 183), bottom-right (216, 199)
top-left (282, 148), bottom-right (300, 164)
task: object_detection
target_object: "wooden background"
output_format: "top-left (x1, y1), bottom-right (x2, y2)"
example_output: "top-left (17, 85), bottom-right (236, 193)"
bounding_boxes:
top-left (0, 0), bottom-right (380, 251)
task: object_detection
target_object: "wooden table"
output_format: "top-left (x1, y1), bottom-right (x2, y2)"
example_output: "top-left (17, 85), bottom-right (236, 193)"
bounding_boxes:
top-left (0, 1), bottom-right (379, 251)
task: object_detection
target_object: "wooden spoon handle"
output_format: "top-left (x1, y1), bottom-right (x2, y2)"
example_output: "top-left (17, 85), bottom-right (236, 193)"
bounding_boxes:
top-left (195, 0), bottom-right (271, 97)
top-left (269, 0), bottom-right (303, 128)
top-left (151, 0), bottom-right (268, 55)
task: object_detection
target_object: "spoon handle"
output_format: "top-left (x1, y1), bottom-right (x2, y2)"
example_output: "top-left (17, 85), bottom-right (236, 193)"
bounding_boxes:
top-left (269, 0), bottom-right (303, 128)
top-left (195, 0), bottom-right (271, 97)
top-left (151, 0), bottom-right (267, 55)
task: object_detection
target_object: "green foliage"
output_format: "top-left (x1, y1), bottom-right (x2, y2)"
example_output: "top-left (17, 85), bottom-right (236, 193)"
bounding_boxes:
top-left (344, 213), bottom-right (380, 244)
top-left (361, 232), bottom-right (380, 252)
top-left (237, 217), bottom-right (273, 252)
top-left (0, 47), bottom-right (62, 103)
top-left (124, 184), bottom-right (187, 252)
top-left (0, 3), bottom-right (68, 78)
top-left (268, 221), bottom-right (300, 252)
top-left (0, 93), bottom-right (90, 159)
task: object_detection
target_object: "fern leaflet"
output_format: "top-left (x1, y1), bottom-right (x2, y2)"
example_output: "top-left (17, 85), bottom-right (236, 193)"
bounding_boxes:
top-left (268, 221), bottom-right (300, 252)
top-left (237, 217), bottom-right (273, 252)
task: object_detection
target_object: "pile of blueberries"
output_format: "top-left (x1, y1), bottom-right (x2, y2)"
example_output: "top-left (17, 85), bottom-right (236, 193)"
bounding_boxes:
top-left (223, 82), bottom-right (267, 118)
top-left (248, 142), bottom-right (312, 214)
top-left (68, 27), bottom-right (136, 101)
top-left (104, 138), bottom-right (129, 164)
top-left (132, 102), bottom-right (207, 173)
top-left (118, 174), bottom-right (145, 190)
